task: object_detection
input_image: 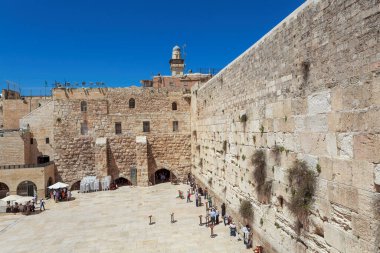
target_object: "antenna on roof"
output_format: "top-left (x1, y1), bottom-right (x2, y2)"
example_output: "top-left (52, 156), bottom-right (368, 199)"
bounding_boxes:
top-left (182, 43), bottom-right (187, 72)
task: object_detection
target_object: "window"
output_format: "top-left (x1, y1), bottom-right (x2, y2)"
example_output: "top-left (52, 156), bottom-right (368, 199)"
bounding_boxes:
top-left (45, 137), bottom-right (50, 144)
top-left (143, 121), bottom-right (150, 132)
top-left (129, 98), bottom-right (135, 108)
top-left (173, 121), bottom-right (179, 132)
top-left (81, 101), bottom-right (87, 112)
top-left (30, 138), bottom-right (33, 144)
top-left (172, 102), bottom-right (177, 110)
top-left (115, 122), bottom-right (122, 135)
top-left (81, 122), bottom-right (88, 135)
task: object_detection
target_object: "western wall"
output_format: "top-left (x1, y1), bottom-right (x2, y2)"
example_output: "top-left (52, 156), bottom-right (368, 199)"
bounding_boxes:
top-left (191, 0), bottom-right (380, 252)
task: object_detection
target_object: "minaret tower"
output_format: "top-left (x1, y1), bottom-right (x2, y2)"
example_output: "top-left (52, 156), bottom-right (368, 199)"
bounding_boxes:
top-left (169, 45), bottom-right (185, 76)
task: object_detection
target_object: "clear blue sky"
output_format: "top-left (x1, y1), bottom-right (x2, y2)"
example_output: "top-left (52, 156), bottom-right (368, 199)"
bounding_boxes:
top-left (0, 0), bottom-right (304, 95)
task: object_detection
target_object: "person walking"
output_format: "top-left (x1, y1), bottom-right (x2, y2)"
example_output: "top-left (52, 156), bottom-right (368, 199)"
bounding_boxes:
top-left (221, 203), bottom-right (226, 217)
top-left (215, 209), bottom-right (220, 224)
top-left (195, 191), bottom-right (199, 207)
top-left (187, 190), bottom-right (191, 203)
top-left (40, 199), bottom-right (45, 211)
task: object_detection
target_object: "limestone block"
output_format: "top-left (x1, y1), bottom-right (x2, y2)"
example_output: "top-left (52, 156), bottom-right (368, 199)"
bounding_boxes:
top-left (324, 223), bottom-right (347, 252)
top-left (332, 158), bottom-right (353, 186)
top-left (328, 182), bottom-right (358, 212)
top-left (353, 134), bottom-right (380, 163)
top-left (305, 114), bottom-right (329, 132)
top-left (307, 91), bottom-right (331, 115)
top-left (331, 87), bottom-right (343, 111)
top-left (352, 214), bottom-right (376, 243)
top-left (375, 164), bottom-right (380, 186)
top-left (337, 133), bottom-right (353, 159)
top-left (326, 133), bottom-right (338, 157)
top-left (352, 160), bottom-right (375, 191)
top-left (318, 157), bottom-right (333, 181)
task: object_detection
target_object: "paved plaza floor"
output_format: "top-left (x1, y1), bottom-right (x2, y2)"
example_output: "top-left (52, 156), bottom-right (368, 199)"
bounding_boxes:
top-left (0, 183), bottom-right (252, 253)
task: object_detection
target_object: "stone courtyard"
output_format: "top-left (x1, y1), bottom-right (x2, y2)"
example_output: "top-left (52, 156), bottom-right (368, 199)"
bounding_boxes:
top-left (0, 183), bottom-right (251, 253)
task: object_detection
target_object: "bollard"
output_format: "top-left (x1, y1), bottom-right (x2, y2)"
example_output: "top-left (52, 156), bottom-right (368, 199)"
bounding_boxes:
top-left (210, 224), bottom-right (214, 238)
top-left (206, 202), bottom-right (209, 210)
top-left (171, 213), bottom-right (174, 223)
top-left (205, 215), bottom-right (210, 227)
top-left (149, 215), bottom-right (153, 225)
top-left (199, 215), bottom-right (203, 226)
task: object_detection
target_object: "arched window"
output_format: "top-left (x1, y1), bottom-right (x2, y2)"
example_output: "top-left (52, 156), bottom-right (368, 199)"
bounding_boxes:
top-left (17, 181), bottom-right (37, 196)
top-left (81, 101), bottom-right (87, 112)
top-left (129, 98), bottom-right (135, 108)
top-left (172, 102), bottom-right (177, 110)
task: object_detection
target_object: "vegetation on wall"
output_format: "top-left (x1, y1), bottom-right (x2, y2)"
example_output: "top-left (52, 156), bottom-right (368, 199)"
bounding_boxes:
top-left (288, 160), bottom-right (317, 229)
top-left (252, 150), bottom-right (266, 187)
top-left (239, 200), bottom-right (253, 220)
top-left (222, 140), bottom-right (227, 153)
top-left (239, 114), bottom-right (248, 123)
top-left (208, 177), bottom-right (212, 186)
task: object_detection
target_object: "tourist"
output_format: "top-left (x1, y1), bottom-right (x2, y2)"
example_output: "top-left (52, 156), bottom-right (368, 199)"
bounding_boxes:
top-left (209, 208), bottom-right (216, 225)
top-left (208, 195), bottom-right (212, 207)
top-left (53, 190), bottom-right (56, 201)
top-left (224, 214), bottom-right (229, 226)
top-left (242, 225), bottom-right (249, 245)
top-left (215, 208), bottom-right (219, 224)
top-left (230, 222), bottom-right (237, 236)
top-left (221, 203), bottom-right (226, 217)
top-left (227, 215), bottom-right (233, 225)
top-left (204, 188), bottom-right (208, 199)
top-left (187, 190), bottom-right (191, 203)
top-left (40, 199), bottom-right (45, 211)
top-left (195, 191), bottom-right (198, 207)
top-left (67, 190), bottom-right (71, 201)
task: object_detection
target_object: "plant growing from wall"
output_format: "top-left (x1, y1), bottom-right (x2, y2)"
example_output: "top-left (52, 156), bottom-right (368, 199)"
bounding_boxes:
top-left (252, 150), bottom-right (266, 187)
top-left (288, 160), bottom-right (317, 229)
top-left (56, 117), bottom-right (62, 123)
top-left (242, 154), bottom-right (246, 161)
top-left (260, 125), bottom-right (264, 137)
top-left (239, 114), bottom-right (248, 123)
top-left (199, 158), bottom-right (203, 168)
top-left (222, 140), bottom-right (227, 153)
top-left (239, 200), bottom-right (253, 220)
top-left (208, 177), bottom-right (212, 186)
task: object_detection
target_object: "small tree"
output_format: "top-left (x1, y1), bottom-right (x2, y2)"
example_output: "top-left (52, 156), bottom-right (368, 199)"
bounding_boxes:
top-left (239, 200), bottom-right (253, 220)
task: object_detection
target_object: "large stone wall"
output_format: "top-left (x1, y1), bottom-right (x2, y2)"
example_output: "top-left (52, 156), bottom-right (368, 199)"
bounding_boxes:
top-left (1, 97), bottom-right (50, 129)
top-left (53, 87), bottom-right (191, 186)
top-left (191, 0), bottom-right (380, 252)
top-left (0, 131), bottom-right (31, 165)
top-left (20, 101), bottom-right (54, 164)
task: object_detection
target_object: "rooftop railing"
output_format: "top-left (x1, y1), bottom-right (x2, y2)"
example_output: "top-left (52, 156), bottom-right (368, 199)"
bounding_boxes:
top-left (0, 161), bottom-right (54, 170)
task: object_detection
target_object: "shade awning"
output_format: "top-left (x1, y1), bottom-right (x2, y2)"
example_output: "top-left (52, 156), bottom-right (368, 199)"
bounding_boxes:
top-left (48, 182), bottom-right (69, 190)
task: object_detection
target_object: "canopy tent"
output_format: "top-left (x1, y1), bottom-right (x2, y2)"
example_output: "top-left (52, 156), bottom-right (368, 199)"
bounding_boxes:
top-left (1, 195), bottom-right (34, 205)
top-left (48, 182), bottom-right (69, 190)
top-left (1, 195), bottom-right (21, 202)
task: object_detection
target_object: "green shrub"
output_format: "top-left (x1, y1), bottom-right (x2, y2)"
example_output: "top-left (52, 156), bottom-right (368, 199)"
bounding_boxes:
top-left (240, 114), bottom-right (248, 123)
top-left (288, 160), bottom-right (317, 223)
top-left (222, 140), bottom-right (227, 152)
top-left (252, 150), bottom-right (266, 187)
top-left (239, 200), bottom-right (253, 220)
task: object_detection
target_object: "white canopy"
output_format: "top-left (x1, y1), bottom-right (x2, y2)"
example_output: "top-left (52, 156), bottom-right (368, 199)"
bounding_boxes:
top-left (1, 195), bottom-right (21, 202)
top-left (48, 182), bottom-right (69, 190)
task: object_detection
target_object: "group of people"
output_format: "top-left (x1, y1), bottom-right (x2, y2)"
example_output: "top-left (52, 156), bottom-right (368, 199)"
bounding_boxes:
top-left (5, 199), bottom-right (45, 214)
top-left (50, 188), bottom-right (71, 202)
top-left (186, 173), bottom-right (253, 250)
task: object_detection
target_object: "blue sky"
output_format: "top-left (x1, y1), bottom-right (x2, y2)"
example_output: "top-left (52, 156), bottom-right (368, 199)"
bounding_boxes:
top-left (0, 0), bottom-right (304, 95)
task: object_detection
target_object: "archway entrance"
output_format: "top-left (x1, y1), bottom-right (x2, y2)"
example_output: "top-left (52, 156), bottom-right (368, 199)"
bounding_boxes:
top-left (115, 177), bottom-right (131, 187)
top-left (0, 182), bottom-right (9, 198)
top-left (71, 181), bottom-right (81, 191)
top-left (46, 177), bottom-right (54, 197)
top-left (153, 169), bottom-right (174, 184)
top-left (17, 181), bottom-right (37, 197)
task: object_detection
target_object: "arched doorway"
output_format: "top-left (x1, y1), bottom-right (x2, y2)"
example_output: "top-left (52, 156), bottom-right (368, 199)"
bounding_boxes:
top-left (71, 181), bottom-right (81, 191)
top-left (46, 177), bottom-right (54, 197)
top-left (0, 182), bottom-right (9, 198)
top-left (115, 177), bottom-right (131, 187)
top-left (154, 168), bottom-right (175, 184)
top-left (17, 181), bottom-right (37, 197)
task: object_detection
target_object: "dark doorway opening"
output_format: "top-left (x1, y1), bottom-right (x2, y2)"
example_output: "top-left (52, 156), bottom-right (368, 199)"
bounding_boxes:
top-left (71, 181), bottom-right (81, 191)
top-left (0, 182), bottom-right (9, 198)
top-left (37, 155), bottom-right (50, 164)
top-left (154, 169), bottom-right (172, 184)
top-left (17, 181), bottom-right (37, 196)
top-left (115, 177), bottom-right (132, 187)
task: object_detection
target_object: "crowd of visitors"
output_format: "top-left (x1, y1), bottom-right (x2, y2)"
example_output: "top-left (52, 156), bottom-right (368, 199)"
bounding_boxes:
top-left (186, 173), bottom-right (254, 250)
top-left (49, 188), bottom-right (71, 202)
top-left (5, 199), bottom-right (44, 215)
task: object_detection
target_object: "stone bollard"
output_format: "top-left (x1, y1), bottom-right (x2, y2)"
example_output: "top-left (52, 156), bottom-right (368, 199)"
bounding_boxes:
top-left (205, 215), bottom-right (210, 227)
top-left (171, 213), bottom-right (175, 223)
top-left (206, 202), bottom-right (209, 211)
top-left (199, 215), bottom-right (203, 226)
top-left (210, 224), bottom-right (215, 238)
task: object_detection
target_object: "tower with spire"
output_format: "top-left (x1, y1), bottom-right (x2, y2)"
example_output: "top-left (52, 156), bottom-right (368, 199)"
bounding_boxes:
top-left (169, 45), bottom-right (185, 76)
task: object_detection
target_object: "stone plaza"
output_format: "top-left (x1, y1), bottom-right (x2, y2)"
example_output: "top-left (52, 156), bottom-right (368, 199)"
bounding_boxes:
top-left (0, 183), bottom-right (251, 253)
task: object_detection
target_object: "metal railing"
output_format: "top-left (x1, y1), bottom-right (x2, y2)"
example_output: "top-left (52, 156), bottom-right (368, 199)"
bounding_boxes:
top-left (0, 161), bottom-right (54, 170)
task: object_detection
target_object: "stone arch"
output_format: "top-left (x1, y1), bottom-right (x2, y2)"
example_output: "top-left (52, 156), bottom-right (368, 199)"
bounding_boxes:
top-left (149, 168), bottom-right (178, 185)
top-left (16, 181), bottom-right (37, 197)
top-left (46, 177), bottom-right (54, 197)
top-left (115, 177), bottom-right (132, 187)
top-left (71, 180), bottom-right (81, 191)
top-left (0, 182), bottom-right (9, 198)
